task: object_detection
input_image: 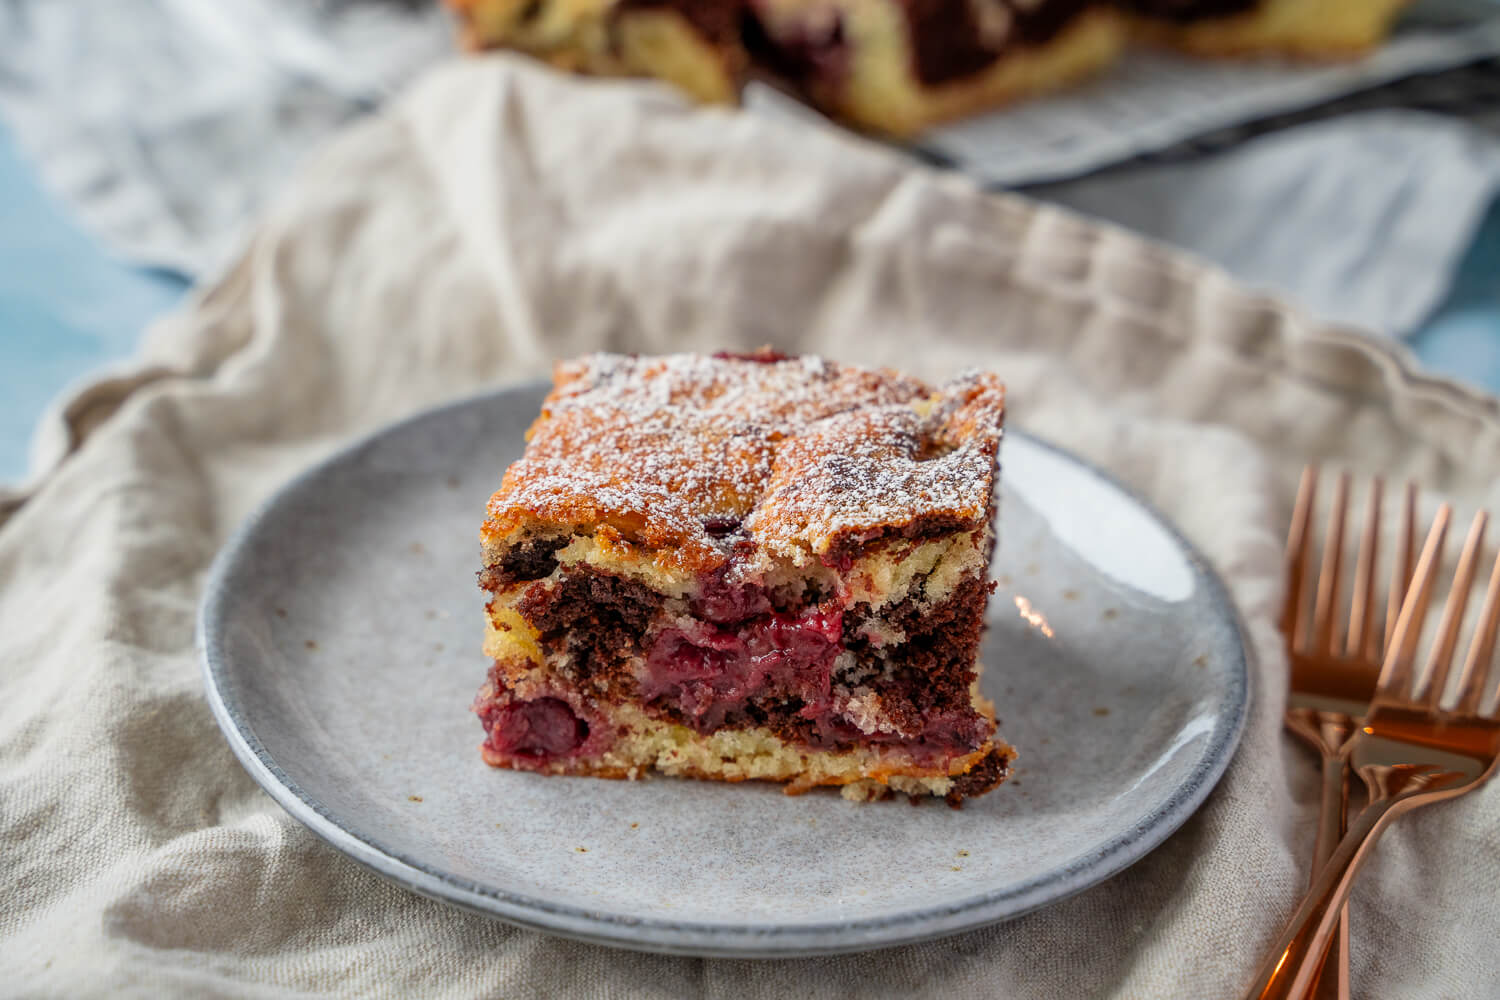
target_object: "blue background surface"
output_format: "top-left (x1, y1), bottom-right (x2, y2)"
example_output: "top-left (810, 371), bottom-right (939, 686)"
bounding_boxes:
top-left (1, 119), bottom-right (1497, 483)
top-left (0, 124), bottom-right (189, 479)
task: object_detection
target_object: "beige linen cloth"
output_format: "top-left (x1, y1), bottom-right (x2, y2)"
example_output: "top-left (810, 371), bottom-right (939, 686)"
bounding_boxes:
top-left (5, 57), bottom-right (1500, 998)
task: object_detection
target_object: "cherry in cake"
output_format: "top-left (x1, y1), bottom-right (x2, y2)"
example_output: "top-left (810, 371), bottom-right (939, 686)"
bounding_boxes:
top-left (473, 349), bottom-right (1014, 803)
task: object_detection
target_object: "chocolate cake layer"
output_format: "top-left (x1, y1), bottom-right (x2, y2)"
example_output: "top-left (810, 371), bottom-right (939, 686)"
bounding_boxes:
top-left (842, 573), bottom-right (991, 717)
top-left (943, 744), bottom-right (1013, 805)
top-left (479, 535), bottom-right (572, 588)
top-left (510, 569), bottom-right (660, 695)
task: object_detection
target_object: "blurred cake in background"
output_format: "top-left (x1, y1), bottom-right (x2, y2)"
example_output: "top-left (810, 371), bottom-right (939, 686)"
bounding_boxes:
top-left (445, 0), bottom-right (1413, 134)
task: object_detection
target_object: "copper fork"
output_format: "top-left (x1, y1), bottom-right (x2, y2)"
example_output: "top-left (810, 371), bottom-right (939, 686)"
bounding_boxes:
top-left (1280, 469), bottom-right (1417, 1000)
top-left (1251, 503), bottom-right (1500, 999)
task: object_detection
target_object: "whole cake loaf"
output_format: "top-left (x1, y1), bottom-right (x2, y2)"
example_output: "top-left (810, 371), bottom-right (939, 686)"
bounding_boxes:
top-left (445, 0), bottom-right (1414, 135)
top-left (473, 350), bottom-right (1015, 804)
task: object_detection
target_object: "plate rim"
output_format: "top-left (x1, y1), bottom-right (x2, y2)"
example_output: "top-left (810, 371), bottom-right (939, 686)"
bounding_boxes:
top-left (198, 381), bottom-right (1251, 957)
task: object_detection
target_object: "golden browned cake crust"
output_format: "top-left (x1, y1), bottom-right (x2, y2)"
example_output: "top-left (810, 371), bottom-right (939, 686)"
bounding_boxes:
top-left (482, 350), bottom-right (1005, 574)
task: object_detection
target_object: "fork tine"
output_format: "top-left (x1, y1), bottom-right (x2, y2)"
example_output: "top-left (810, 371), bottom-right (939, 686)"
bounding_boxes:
top-left (1282, 465), bottom-right (1318, 652)
top-left (1377, 504), bottom-right (1452, 703)
top-left (1421, 511), bottom-right (1488, 708)
top-left (1312, 473), bottom-right (1350, 656)
top-left (1348, 477), bottom-right (1382, 660)
top-left (1385, 482), bottom-right (1418, 654)
top-left (1454, 544), bottom-right (1500, 716)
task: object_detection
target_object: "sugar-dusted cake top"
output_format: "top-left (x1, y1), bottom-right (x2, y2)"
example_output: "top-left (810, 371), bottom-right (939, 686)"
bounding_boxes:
top-left (482, 350), bottom-right (1004, 572)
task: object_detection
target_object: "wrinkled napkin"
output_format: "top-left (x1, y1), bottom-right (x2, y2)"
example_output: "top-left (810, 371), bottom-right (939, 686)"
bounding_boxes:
top-left (5, 58), bottom-right (1500, 998)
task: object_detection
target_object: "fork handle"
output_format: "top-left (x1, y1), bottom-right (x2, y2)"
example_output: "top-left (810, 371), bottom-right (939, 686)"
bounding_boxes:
top-left (1244, 789), bottom-right (1415, 999)
top-left (1308, 753), bottom-right (1351, 1000)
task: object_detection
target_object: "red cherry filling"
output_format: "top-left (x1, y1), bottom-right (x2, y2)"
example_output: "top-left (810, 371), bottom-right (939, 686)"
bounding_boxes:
top-left (643, 608), bottom-right (844, 730)
top-left (488, 697), bottom-right (589, 758)
top-left (689, 571), bottom-right (773, 624)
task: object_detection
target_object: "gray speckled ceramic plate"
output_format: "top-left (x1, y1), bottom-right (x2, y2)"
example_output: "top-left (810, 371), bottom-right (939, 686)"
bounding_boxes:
top-left (199, 382), bottom-right (1249, 957)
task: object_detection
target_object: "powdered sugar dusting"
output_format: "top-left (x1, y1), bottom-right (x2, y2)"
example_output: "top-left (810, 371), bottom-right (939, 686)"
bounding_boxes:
top-left (483, 350), bottom-right (1004, 570)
